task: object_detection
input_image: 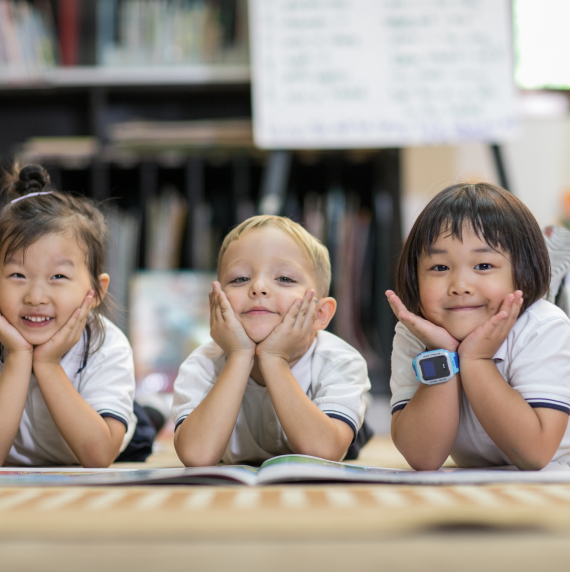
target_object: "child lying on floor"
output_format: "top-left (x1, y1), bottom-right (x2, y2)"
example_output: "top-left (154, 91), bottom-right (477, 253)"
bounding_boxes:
top-left (388, 182), bottom-right (570, 471)
top-left (172, 215), bottom-right (372, 466)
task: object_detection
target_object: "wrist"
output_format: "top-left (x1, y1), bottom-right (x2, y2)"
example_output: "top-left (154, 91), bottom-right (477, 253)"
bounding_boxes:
top-left (257, 352), bottom-right (289, 371)
top-left (32, 359), bottom-right (62, 375)
top-left (225, 349), bottom-right (255, 365)
top-left (4, 347), bottom-right (33, 364)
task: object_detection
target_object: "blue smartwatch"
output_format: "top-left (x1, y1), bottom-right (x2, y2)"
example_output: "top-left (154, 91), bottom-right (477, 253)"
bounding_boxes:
top-left (412, 349), bottom-right (459, 385)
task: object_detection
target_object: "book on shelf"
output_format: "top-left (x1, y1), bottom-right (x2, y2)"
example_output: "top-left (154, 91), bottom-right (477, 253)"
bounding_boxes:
top-left (0, 0), bottom-right (58, 75)
top-left (1, 455), bottom-right (570, 487)
top-left (145, 186), bottom-right (187, 271)
top-left (104, 206), bottom-right (142, 333)
top-left (107, 119), bottom-right (253, 151)
top-left (0, 0), bottom-right (248, 80)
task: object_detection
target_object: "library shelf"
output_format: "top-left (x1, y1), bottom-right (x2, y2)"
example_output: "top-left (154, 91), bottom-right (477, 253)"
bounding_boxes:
top-left (0, 65), bottom-right (251, 90)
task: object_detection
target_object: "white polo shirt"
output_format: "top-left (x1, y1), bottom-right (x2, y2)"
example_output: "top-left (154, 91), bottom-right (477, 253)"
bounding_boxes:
top-left (4, 317), bottom-right (136, 467)
top-left (390, 299), bottom-right (570, 467)
top-left (172, 330), bottom-right (371, 464)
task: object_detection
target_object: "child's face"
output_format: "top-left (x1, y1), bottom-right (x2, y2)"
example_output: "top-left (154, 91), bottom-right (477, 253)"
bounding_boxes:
top-left (0, 232), bottom-right (102, 346)
top-left (417, 226), bottom-right (515, 342)
top-left (218, 227), bottom-right (320, 343)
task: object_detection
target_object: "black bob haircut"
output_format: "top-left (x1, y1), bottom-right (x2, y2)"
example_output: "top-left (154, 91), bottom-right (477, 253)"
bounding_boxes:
top-left (396, 182), bottom-right (550, 316)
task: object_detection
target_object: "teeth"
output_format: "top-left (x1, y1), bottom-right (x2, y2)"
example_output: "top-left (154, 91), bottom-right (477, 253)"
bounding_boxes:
top-left (24, 316), bottom-right (51, 323)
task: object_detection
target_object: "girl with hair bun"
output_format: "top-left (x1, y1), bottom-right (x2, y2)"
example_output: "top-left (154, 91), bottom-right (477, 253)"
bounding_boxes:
top-left (0, 163), bottom-right (155, 467)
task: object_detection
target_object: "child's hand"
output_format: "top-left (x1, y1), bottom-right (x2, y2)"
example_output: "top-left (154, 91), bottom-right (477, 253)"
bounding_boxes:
top-left (0, 314), bottom-right (32, 355)
top-left (458, 291), bottom-right (523, 361)
top-left (256, 289), bottom-right (317, 363)
top-left (386, 290), bottom-right (459, 352)
top-left (33, 291), bottom-right (94, 365)
top-left (209, 282), bottom-right (256, 358)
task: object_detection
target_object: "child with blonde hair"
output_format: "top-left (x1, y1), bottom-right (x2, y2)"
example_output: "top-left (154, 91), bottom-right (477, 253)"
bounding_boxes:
top-left (173, 215), bottom-right (372, 466)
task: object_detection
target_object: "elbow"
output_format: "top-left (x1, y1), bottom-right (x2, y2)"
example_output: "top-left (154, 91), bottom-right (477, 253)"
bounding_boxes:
top-left (178, 452), bottom-right (219, 468)
top-left (408, 459), bottom-right (443, 472)
top-left (79, 448), bottom-right (116, 468)
top-left (513, 455), bottom-right (552, 472)
top-left (174, 438), bottom-right (220, 467)
top-left (291, 443), bottom-right (345, 462)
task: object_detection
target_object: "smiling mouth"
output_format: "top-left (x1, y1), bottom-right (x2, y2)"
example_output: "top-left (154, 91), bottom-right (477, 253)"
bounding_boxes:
top-left (446, 306), bottom-right (483, 311)
top-left (21, 316), bottom-right (55, 327)
top-left (243, 308), bottom-right (277, 315)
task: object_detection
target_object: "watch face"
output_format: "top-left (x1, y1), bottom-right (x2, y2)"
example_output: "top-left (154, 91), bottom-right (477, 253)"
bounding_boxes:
top-left (419, 355), bottom-right (450, 381)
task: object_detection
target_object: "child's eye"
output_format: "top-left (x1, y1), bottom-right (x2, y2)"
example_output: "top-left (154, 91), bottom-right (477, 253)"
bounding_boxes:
top-left (9, 273), bottom-right (24, 279)
top-left (277, 276), bottom-right (295, 283)
top-left (431, 265), bottom-right (449, 272)
top-left (230, 276), bottom-right (249, 284)
top-left (52, 274), bottom-right (68, 280)
top-left (475, 263), bottom-right (493, 271)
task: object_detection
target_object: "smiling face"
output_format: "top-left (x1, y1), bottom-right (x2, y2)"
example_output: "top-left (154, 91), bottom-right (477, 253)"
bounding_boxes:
top-left (218, 227), bottom-right (322, 343)
top-left (0, 232), bottom-right (99, 346)
top-left (417, 226), bottom-right (515, 341)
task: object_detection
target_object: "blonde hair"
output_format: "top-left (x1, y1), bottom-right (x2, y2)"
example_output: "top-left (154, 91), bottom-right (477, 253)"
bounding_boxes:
top-left (218, 215), bottom-right (332, 297)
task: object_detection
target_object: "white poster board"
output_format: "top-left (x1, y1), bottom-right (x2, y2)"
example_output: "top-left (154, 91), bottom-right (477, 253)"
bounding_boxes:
top-left (249, 0), bottom-right (517, 149)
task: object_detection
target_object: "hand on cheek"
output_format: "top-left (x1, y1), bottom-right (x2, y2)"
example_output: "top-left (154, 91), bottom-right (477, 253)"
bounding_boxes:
top-left (256, 289), bottom-right (317, 363)
top-left (0, 312), bottom-right (32, 354)
top-left (33, 290), bottom-right (94, 365)
top-left (209, 281), bottom-right (256, 358)
top-left (385, 290), bottom-right (460, 352)
top-left (458, 291), bottom-right (523, 361)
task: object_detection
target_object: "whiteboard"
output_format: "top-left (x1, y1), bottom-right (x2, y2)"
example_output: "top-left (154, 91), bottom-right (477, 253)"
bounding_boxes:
top-left (249, 0), bottom-right (518, 149)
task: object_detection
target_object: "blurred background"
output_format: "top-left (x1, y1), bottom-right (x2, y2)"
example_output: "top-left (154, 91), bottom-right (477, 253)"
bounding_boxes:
top-left (0, 0), bottom-right (567, 418)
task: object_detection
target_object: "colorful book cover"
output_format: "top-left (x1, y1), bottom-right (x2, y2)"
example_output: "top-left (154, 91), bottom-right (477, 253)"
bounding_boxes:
top-left (130, 270), bottom-right (215, 392)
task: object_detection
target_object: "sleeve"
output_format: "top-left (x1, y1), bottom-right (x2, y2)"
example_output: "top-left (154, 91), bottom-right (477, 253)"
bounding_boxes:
top-left (311, 353), bottom-right (371, 444)
top-left (389, 322), bottom-right (425, 414)
top-left (76, 329), bottom-right (135, 431)
top-left (171, 345), bottom-right (222, 430)
top-left (508, 314), bottom-right (570, 414)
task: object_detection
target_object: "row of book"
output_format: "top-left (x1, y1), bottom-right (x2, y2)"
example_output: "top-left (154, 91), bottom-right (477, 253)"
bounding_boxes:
top-left (0, 0), bottom-right (57, 73)
top-left (99, 0), bottom-right (249, 67)
top-left (0, 0), bottom-right (248, 75)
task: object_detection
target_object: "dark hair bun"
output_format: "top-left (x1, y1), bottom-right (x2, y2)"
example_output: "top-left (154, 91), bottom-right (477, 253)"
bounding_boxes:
top-left (17, 165), bottom-right (50, 194)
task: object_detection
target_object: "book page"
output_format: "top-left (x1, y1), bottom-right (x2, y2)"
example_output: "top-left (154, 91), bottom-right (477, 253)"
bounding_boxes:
top-left (250, 0), bottom-right (517, 149)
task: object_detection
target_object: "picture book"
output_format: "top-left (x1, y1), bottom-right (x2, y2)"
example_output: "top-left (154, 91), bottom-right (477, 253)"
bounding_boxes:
top-left (1, 455), bottom-right (570, 487)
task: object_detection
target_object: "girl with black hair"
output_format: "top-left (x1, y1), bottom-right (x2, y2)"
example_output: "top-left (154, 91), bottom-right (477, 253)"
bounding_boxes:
top-left (387, 182), bottom-right (570, 471)
top-left (0, 164), bottom-right (154, 467)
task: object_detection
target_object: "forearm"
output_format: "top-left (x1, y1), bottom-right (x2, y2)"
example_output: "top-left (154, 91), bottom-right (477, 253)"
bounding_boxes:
top-left (33, 362), bottom-right (122, 467)
top-left (0, 351), bottom-right (33, 465)
top-left (461, 359), bottom-right (564, 469)
top-left (259, 357), bottom-right (352, 461)
top-left (391, 376), bottom-right (462, 470)
top-left (174, 353), bottom-right (253, 466)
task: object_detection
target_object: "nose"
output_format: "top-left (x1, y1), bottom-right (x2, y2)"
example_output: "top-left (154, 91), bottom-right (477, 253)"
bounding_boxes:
top-left (23, 283), bottom-right (49, 306)
top-left (448, 269), bottom-right (474, 296)
top-left (249, 275), bottom-right (269, 297)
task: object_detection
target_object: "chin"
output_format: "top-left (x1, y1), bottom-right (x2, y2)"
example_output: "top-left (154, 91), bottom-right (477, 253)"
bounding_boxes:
top-left (243, 327), bottom-right (274, 344)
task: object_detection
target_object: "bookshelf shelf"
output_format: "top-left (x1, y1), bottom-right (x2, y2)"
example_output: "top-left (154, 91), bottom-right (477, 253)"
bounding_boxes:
top-left (0, 65), bottom-right (251, 90)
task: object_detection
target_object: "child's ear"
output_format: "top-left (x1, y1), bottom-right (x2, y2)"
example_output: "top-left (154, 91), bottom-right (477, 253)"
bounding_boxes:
top-left (313, 297), bottom-right (337, 331)
top-left (93, 273), bottom-right (110, 308)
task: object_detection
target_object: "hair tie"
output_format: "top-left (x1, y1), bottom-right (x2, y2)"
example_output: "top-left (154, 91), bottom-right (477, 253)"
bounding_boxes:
top-left (11, 191), bottom-right (53, 204)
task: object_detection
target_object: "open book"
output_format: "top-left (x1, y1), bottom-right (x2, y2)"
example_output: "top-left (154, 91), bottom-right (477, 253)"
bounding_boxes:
top-left (2, 455), bottom-right (570, 487)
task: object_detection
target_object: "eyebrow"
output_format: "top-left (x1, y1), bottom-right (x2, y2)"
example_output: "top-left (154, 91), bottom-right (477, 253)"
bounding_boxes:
top-left (429, 246), bottom-right (498, 255)
top-left (52, 258), bottom-right (75, 267)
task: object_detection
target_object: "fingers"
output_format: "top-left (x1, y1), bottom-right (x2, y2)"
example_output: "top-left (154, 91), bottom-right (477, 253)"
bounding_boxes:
top-left (59, 290), bottom-right (95, 342)
top-left (385, 290), bottom-right (411, 320)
